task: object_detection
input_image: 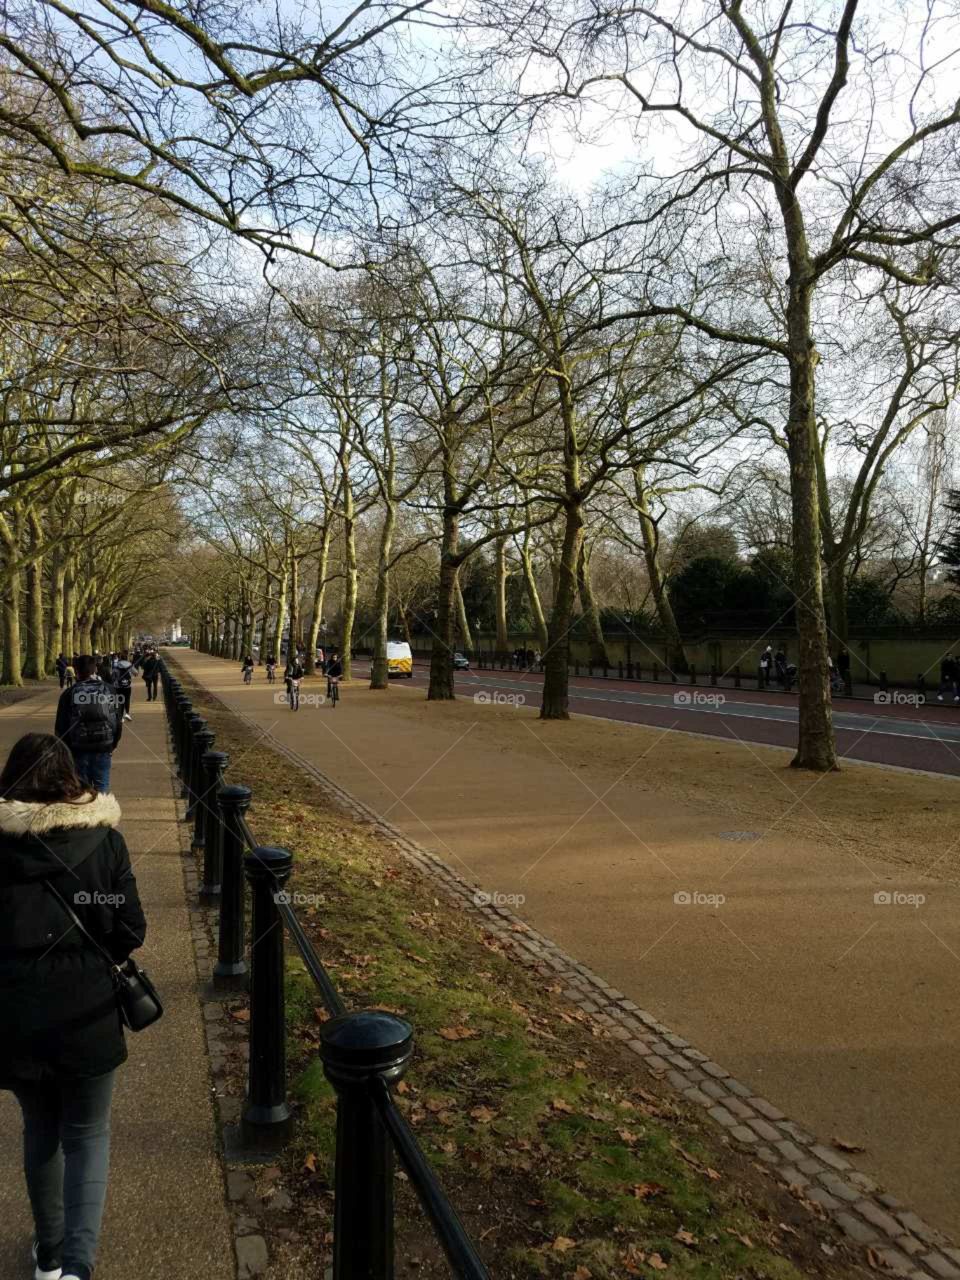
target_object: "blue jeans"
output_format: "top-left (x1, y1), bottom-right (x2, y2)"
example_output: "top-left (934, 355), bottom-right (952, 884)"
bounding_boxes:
top-left (12, 1071), bottom-right (116, 1280)
top-left (72, 751), bottom-right (112, 793)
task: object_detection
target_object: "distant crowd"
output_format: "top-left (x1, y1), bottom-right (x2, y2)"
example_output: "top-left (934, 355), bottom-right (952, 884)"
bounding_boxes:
top-left (52, 645), bottom-right (162, 792)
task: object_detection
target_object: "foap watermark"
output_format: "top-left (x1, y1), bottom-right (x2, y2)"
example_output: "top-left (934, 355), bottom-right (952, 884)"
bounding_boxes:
top-left (473, 889), bottom-right (526, 908)
top-left (273, 691), bottom-right (327, 707)
top-left (874, 690), bottom-right (925, 708)
top-left (75, 890), bottom-right (126, 906)
top-left (74, 688), bottom-right (124, 709)
top-left (76, 489), bottom-right (126, 507)
top-left (273, 890), bottom-right (325, 907)
top-left (474, 690), bottom-right (526, 708)
top-left (873, 890), bottom-right (925, 908)
top-left (674, 889), bottom-right (726, 908)
top-left (673, 690), bottom-right (726, 709)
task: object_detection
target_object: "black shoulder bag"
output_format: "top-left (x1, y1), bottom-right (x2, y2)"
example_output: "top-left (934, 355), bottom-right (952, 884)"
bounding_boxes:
top-left (43, 881), bottom-right (163, 1032)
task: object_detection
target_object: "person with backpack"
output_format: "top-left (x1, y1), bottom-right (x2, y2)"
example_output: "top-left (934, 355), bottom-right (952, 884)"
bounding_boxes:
top-left (112, 651), bottom-right (135, 722)
top-left (140, 649), bottom-right (160, 702)
top-left (54, 656), bottom-right (123, 793)
top-left (55, 654), bottom-right (68, 689)
top-left (0, 731), bottom-right (147, 1280)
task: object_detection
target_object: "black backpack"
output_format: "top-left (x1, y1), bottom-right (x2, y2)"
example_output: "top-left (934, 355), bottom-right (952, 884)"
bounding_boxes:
top-left (67, 681), bottom-right (119, 751)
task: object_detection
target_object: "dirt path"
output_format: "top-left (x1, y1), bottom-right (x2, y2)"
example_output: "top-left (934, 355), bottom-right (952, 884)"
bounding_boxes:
top-left (178, 650), bottom-right (960, 1241)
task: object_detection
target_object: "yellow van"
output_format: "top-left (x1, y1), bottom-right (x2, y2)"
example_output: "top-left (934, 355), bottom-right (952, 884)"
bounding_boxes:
top-left (387, 640), bottom-right (413, 678)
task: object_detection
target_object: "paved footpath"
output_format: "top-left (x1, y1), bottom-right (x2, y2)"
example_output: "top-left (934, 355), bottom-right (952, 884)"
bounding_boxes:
top-left (175, 649), bottom-right (960, 1254)
top-left (0, 683), bottom-right (234, 1280)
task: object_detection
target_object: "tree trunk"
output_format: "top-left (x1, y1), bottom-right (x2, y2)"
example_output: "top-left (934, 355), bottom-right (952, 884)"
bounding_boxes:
top-left (62, 562), bottom-right (77, 656)
top-left (22, 516), bottom-right (46, 680)
top-left (1, 569), bottom-right (22, 686)
top-left (786, 320), bottom-right (837, 770)
top-left (47, 551), bottom-right (66, 668)
top-left (427, 552), bottom-right (459, 701)
top-left (635, 472), bottom-right (687, 669)
top-left (341, 499), bottom-right (358, 680)
top-left (494, 536), bottom-right (510, 655)
top-left (577, 541), bottom-right (608, 668)
top-left (271, 565), bottom-right (288, 663)
top-left (825, 549), bottom-right (848, 651)
top-left (520, 537), bottom-right (549, 651)
top-left (454, 576), bottom-right (473, 654)
top-left (370, 506), bottom-right (396, 689)
top-left (288, 554), bottom-right (300, 656)
top-left (305, 529), bottom-right (331, 676)
top-left (541, 504), bottom-right (583, 719)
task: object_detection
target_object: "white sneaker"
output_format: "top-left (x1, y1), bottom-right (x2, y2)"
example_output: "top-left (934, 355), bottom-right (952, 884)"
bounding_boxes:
top-left (123, 712), bottom-right (132, 721)
top-left (32, 1240), bottom-right (62, 1279)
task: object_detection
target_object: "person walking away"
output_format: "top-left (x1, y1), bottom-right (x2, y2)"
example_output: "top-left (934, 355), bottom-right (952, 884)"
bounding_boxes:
top-left (54, 656), bottom-right (123, 794)
top-left (836, 647), bottom-right (851, 689)
top-left (112, 651), bottom-right (134, 721)
top-left (64, 661), bottom-right (76, 690)
top-left (55, 655), bottom-right (67, 690)
top-left (241, 655), bottom-right (254, 685)
top-left (96, 654), bottom-right (113, 686)
top-left (774, 647), bottom-right (787, 687)
top-left (316, 646), bottom-right (325, 675)
top-left (140, 649), bottom-right (160, 703)
top-left (0, 732), bottom-right (147, 1280)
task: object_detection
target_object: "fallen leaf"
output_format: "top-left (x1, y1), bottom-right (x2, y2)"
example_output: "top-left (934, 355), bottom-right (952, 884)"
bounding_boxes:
top-left (675, 1228), bottom-right (698, 1246)
top-left (617, 1128), bottom-right (640, 1145)
top-left (551, 1097), bottom-right (574, 1113)
top-left (648, 1253), bottom-right (668, 1270)
top-left (551, 1236), bottom-right (576, 1253)
top-left (303, 1153), bottom-right (317, 1173)
top-left (438, 1026), bottom-right (479, 1041)
top-left (832, 1136), bottom-right (866, 1153)
top-left (631, 1182), bottom-right (665, 1200)
top-left (470, 1105), bottom-right (496, 1124)
top-left (229, 1007), bottom-right (250, 1023)
top-left (866, 1246), bottom-right (882, 1270)
top-left (572, 1268), bottom-right (593, 1280)
top-left (395, 1081), bottom-right (410, 1095)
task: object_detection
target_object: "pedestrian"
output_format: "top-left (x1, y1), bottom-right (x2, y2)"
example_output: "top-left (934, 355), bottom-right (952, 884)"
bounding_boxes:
top-left (937, 654), bottom-right (959, 703)
top-left (534, 648), bottom-right (542, 670)
top-left (317, 646), bottom-right (325, 675)
top-left (96, 653), bottom-right (113, 685)
top-left (54, 655), bottom-right (123, 793)
top-left (759, 645), bottom-right (772, 685)
top-left (64, 661), bottom-right (76, 690)
top-left (112, 651), bottom-right (135, 722)
top-left (526, 648), bottom-right (534, 668)
top-left (774, 646), bottom-right (787, 687)
top-left (141, 649), bottom-right (160, 702)
top-left (55, 654), bottom-right (68, 689)
top-left (836, 647), bottom-right (850, 684)
top-left (0, 731), bottom-right (146, 1280)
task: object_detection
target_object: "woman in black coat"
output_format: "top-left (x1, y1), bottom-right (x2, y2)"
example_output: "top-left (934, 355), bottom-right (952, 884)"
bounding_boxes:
top-left (0, 732), bottom-right (146, 1280)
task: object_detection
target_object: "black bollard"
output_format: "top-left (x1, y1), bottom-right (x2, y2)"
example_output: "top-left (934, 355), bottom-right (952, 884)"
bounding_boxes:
top-left (574, 660), bottom-right (580, 677)
top-left (241, 846), bottom-right (294, 1150)
top-left (652, 663), bottom-right (659, 681)
top-left (185, 714), bottom-right (206, 818)
top-left (174, 696), bottom-right (191, 774)
top-left (689, 664), bottom-right (697, 685)
top-left (880, 670), bottom-right (888, 693)
top-left (200, 749), bottom-right (229, 897)
top-left (214, 784), bottom-right (251, 988)
top-left (192, 728), bottom-right (216, 848)
top-left (917, 674), bottom-right (926, 699)
top-left (626, 661), bottom-right (634, 680)
top-left (734, 665), bottom-right (741, 688)
top-left (710, 666), bottom-right (718, 686)
top-left (618, 661), bottom-right (623, 679)
top-left (320, 1010), bottom-right (414, 1280)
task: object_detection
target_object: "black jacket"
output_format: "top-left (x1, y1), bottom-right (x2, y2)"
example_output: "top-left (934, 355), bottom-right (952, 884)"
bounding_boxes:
top-left (55, 677), bottom-right (123, 754)
top-left (0, 792), bottom-right (146, 1083)
top-left (141, 654), bottom-right (160, 680)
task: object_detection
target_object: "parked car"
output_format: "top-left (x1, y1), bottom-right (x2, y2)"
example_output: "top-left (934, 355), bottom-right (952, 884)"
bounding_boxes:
top-left (453, 651), bottom-right (470, 670)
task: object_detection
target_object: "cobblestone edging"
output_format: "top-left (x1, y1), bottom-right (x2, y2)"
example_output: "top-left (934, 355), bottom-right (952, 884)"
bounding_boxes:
top-left (213, 702), bottom-right (960, 1280)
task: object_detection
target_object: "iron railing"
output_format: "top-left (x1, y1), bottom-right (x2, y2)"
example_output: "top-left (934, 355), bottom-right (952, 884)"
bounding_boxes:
top-left (159, 660), bottom-right (489, 1280)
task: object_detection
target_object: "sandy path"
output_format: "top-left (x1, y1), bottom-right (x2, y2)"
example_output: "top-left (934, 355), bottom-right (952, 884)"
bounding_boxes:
top-left (178, 650), bottom-right (960, 1240)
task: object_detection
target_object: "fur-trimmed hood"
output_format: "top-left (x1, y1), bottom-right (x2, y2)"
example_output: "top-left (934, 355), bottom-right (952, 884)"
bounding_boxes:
top-left (0, 793), bottom-right (122, 884)
top-left (0, 792), bottom-right (121, 836)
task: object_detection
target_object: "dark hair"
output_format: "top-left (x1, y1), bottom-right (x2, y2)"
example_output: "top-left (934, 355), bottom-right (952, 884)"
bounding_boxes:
top-left (0, 733), bottom-right (93, 803)
top-left (75, 653), bottom-right (96, 679)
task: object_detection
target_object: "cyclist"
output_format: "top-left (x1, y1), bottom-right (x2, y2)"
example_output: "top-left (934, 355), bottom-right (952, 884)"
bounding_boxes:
top-left (265, 652), bottom-right (277, 683)
top-left (325, 650), bottom-right (343, 704)
top-left (284, 654), bottom-right (304, 711)
top-left (241, 654), bottom-right (254, 684)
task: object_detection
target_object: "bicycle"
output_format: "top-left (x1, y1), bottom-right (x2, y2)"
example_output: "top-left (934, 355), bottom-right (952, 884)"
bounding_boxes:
top-left (243, 667), bottom-right (253, 685)
top-left (266, 664), bottom-right (276, 683)
top-left (326, 676), bottom-right (340, 708)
